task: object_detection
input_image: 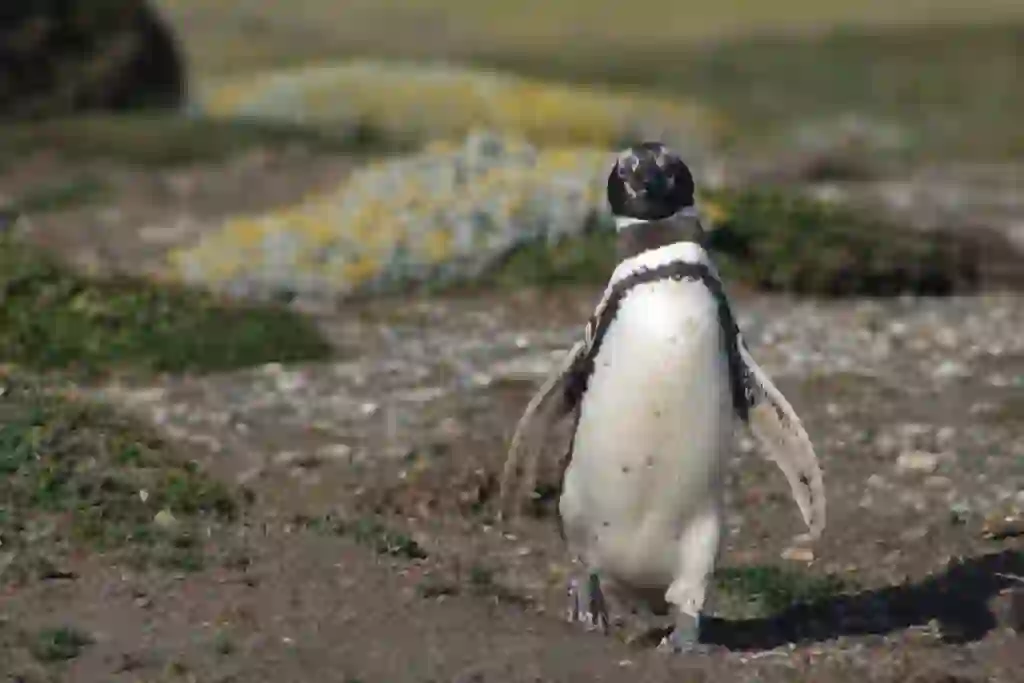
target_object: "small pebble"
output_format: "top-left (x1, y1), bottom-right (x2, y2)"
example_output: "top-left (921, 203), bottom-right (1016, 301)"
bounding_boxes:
top-left (153, 509), bottom-right (178, 529)
top-left (896, 451), bottom-right (940, 474)
top-left (781, 546), bottom-right (815, 562)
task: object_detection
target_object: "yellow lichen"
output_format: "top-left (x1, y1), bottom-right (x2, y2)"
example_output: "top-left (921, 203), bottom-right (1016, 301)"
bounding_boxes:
top-left (169, 133), bottom-right (622, 297)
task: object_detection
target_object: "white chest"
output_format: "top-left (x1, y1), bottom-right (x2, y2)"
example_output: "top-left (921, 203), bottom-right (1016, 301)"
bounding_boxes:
top-left (581, 278), bottom-right (733, 448)
top-left (559, 278), bottom-right (734, 576)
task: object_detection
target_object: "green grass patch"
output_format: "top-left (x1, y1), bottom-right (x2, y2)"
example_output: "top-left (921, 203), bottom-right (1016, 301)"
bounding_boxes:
top-left (0, 372), bottom-right (244, 585)
top-left (26, 626), bottom-right (94, 663)
top-left (487, 188), bottom-right (982, 296)
top-left (0, 233), bottom-right (332, 377)
top-left (349, 517), bottom-right (428, 559)
top-left (703, 189), bottom-right (979, 296)
top-left (0, 113), bottom-right (404, 168)
top-left (293, 512), bottom-right (428, 560)
top-left (714, 565), bottom-right (853, 617)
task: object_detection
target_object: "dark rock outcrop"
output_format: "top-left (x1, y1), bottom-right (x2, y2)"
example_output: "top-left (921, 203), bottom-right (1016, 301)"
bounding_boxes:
top-left (0, 0), bottom-right (185, 118)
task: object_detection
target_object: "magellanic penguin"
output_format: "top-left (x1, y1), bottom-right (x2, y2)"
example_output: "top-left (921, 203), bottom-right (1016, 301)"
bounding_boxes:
top-left (497, 142), bottom-right (826, 653)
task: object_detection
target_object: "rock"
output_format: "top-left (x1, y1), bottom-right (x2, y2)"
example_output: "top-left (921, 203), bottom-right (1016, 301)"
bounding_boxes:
top-left (933, 360), bottom-right (969, 381)
top-left (153, 509), bottom-right (178, 529)
top-left (899, 525), bottom-right (930, 543)
top-left (981, 515), bottom-right (1024, 541)
top-left (896, 451), bottom-right (941, 474)
top-left (781, 546), bottom-right (815, 563)
top-left (169, 132), bottom-right (614, 301)
top-left (317, 443), bottom-right (353, 461)
top-left (0, 0), bottom-right (185, 118)
top-left (866, 474), bottom-right (889, 489)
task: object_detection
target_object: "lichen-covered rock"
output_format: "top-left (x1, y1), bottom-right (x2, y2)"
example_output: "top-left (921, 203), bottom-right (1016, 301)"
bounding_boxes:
top-left (0, 0), bottom-right (185, 118)
top-left (192, 59), bottom-right (726, 152)
top-left (168, 131), bottom-right (994, 301)
top-left (168, 132), bottom-right (615, 301)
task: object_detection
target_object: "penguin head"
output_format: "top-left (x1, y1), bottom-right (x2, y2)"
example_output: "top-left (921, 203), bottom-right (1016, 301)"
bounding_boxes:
top-left (606, 142), bottom-right (695, 225)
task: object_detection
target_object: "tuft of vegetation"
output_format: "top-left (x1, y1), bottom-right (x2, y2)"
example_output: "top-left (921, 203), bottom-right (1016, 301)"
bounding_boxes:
top-left (490, 188), bottom-right (985, 296)
top-left (714, 565), bottom-right (853, 617)
top-left (0, 232), bottom-right (333, 377)
top-left (26, 626), bottom-right (94, 663)
top-left (294, 512), bottom-right (428, 560)
top-left (348, 518), bottom-right (429, 560)
top-left (703, 188), bottom-right (981, 296)
top-left (0, 372), bottom-right (243, 584)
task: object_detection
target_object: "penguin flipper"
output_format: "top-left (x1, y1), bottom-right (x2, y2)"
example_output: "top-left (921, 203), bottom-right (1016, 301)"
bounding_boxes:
top-left (738, 338), bottom-right (826, 540)
top-left (498, 338), bottom-right (586, 521)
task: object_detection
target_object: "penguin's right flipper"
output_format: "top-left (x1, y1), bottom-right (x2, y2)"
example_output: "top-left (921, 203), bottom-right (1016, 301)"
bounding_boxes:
top-left (497, 338), bottom-right (586, 520)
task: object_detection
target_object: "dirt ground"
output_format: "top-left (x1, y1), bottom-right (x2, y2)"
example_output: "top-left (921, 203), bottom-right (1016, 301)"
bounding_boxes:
top-left (2, 151), bottom-right (1022, 682)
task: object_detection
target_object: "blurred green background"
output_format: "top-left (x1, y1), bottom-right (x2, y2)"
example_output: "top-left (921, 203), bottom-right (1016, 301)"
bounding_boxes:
top-left (162, 0), bottom-right (1024, 159)
top-left (0, 0), bottom-right (1021, 334)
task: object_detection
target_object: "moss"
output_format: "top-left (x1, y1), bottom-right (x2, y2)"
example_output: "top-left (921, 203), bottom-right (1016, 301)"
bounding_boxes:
top-left (703, 188), bottom-right (979, 296)
top-left (25, 626), bottom-right (93, 663)
top-left (714, 565), bottom-right (853, 618)
top-left (0, 372), bottom-right (244, 585)
top-left (0, 232), bottom-right (332, 377)
top-left (293, 512), bottom-right (428, 560)
top-left (489, 188), bottom-right (982, 296)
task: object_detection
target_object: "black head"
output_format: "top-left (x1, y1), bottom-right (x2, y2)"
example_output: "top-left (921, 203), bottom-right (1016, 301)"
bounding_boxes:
top-left (607, 142), bottom-right (695, 221)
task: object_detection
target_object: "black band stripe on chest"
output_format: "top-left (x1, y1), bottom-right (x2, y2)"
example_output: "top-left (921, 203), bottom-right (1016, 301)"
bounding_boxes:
top-left (563, 259), bottom-right (751, 421)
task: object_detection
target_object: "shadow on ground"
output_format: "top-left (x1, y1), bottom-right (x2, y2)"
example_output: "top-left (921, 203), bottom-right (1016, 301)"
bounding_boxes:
top-left (701, 549), bottom-right (1022, 650)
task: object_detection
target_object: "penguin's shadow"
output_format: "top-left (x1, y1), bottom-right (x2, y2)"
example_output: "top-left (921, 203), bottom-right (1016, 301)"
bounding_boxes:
top-left (698, 549), bottom-right (1021, 650)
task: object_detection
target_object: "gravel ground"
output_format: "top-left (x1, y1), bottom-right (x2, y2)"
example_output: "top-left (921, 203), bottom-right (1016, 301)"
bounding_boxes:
top-left (2, 150), bottom-right (1022, 682)
top-left (65, 286), bottom-right (1023, 682)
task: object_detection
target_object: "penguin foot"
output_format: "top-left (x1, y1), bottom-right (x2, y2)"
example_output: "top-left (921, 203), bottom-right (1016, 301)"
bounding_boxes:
top-left (656, 612), bottom-right (707, 654)
top-left (566, 573), bottom-right (609, 633)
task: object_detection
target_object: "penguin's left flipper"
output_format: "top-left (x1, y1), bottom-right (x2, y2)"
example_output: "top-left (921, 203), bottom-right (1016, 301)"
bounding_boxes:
top-left (738, 337), bottom-right (826, 540)
top-left (498, 338), bottom-right (587, 520)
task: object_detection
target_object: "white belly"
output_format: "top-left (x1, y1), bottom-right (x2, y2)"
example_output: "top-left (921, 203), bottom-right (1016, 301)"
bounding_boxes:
top-left (559, 278), bottom-right (734, 589)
